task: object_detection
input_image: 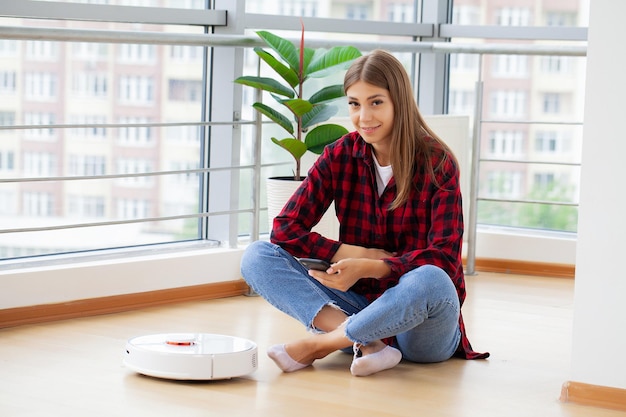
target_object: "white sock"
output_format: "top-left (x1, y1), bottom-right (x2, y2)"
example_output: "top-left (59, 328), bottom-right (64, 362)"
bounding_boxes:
top-left (350, 344), bottom-right (402, 377)
top-left (267, 344), bottom-right (310, 373)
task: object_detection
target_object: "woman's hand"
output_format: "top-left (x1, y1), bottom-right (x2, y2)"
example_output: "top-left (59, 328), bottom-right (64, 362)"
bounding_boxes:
top-left (308, 258), bottom-right (391, 292)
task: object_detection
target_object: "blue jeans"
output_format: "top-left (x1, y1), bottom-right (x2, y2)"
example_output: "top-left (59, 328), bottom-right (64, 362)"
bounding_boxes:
top-left (240, 240), bottom-right (461, 363)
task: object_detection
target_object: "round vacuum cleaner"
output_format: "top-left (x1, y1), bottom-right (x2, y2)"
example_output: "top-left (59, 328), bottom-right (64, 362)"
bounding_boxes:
top-left (124, 333), bottom-right (258, 380)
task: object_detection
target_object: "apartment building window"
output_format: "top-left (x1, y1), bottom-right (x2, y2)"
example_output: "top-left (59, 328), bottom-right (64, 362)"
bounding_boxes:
top-left (542, 93), bottom-right (561, 114)
top-left (23, 192), bottom-right (54, 217)
top-left (68, 195), bottom-right (106, 218)
top-left (496, 8), bottom-right (532, 26)
top-left (72, 42), bottom-right (108, 61)
top-left (168, 161), bottom-right (199, 185)
top-left (488, 130), bottom-right (524, 158)
top-left (0, 111), bottom-right (15, 128)
top-left (168, 0), bottom-right (205, 8)
top-left (116, 198), bottom-right (150, 220)
top-left (545, 11), bottom-right (577, 27)
top-left (492, 55), bottom-right (528, 78)
top-left (165, 123), bottom-right (201, 145)
top-left (533, 172), bottom-right (556, 190)
top-left (170, 45), bottom-right (203, 62)
top-left (118, 44), bottom-right (156, 64)
top-left (535, 131), bottom-right (560, 153)
top-left (0, 71), bottom-right (16, 94)
top-left (25, 72), bottom-right (57, 101)
top-left (540, 56), bottom-right (570, 74)
top-left (452, 5), bottom-right (481, 25)
top-left (0, 150), bottom-right (15, 172)
top-left (388, 3), bottom-right (415, 23)
top-left (119, 76), bottom-right (154, 104)
top-left (168, 79), bottom-right (202, 102)
top-left (0, 39), bottom-right (17, 57)
top-left (23, 112), bottom-right (57, 140)
top-left (25, 41), bottom-right (59, 61)
top-left (490, 91), bottom-right (526, 118)
top-left (486, 171), bottom-right (523, 199)
top-left (449, 89), bottom-right (474, 115)
top-left (23, 152), bottom-right (56, 177)
top-left (450, 54), bottom-right (479, 72)
top-left (72, 73), bottom-right (109, 98)
top-left (346, 5), bottom-right (368, 20)
top-left (68, 154), bottom-right (106, 177)
top-left (280, 1), bottom-right (317, 17)
top-left (69, 115), bottom-right (107, 140)
top-left (116, 158), bottom-right (154, 187)
top-left (0, 191), bottom-right (16, 215)
top-left (117, 117), bottom-right (153, 145)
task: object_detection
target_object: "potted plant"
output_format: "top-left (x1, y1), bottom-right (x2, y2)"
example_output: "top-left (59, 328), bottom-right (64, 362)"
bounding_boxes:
top-left (235, 24), bottom-right (361, 236)
top-left (235, 25), bottom-right (361, 181)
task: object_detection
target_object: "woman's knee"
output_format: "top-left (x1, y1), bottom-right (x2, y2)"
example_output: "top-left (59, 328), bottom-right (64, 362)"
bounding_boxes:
top-left (240, 240), bottom-right (274, 282)
top-left (402, 265), bottom-right (456, 298)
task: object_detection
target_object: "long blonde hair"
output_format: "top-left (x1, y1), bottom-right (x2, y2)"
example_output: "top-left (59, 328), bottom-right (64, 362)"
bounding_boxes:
top-left (343, 49), bottom-right (456, 209)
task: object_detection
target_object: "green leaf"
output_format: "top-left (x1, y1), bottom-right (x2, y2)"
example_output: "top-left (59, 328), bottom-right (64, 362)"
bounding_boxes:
top-left (307, 46), bottom-right (362, 78)
top-left (234, 76), bottom-right (294, 98)
top-left (255, 48), bottom-right (299, 88)
top-left (253, 103), bottom-right (294, 135)
top-left (281, 98), bottom-right (314, 118)
top-left (302, 104), bottom-right (339, 130)
top-left (257, 31), bottom-right (300, 73)
top-left (271, 137), bottom-right (308, 160)
top-left (309, 84), bottom-right (346, 105)
top-left (305, 124), bottom-right (349, 154)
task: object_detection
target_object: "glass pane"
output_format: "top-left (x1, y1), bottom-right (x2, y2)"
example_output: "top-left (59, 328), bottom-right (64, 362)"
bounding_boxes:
top-left (452, 0), bottom-right (590, 27)
top-left (246, 0), bottom-right (421, 23)
top-left (0, 16), bottom-right (210, 260)
top-left (31, 0), bottom-right (207, 9)
top-left (448, 0), bottom-right (587, 233)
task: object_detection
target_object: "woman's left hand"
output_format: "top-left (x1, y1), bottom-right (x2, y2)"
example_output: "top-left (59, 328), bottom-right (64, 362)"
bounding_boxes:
top-left (308, 258), bottom-right (390, 291)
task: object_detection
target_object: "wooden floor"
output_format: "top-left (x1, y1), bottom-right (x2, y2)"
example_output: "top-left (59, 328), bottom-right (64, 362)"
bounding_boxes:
top-left (1, 272), bottom-right (625, 417)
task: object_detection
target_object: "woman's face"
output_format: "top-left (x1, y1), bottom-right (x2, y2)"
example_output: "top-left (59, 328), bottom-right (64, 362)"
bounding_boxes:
top-left (346, 80), bottom-right (394, 158)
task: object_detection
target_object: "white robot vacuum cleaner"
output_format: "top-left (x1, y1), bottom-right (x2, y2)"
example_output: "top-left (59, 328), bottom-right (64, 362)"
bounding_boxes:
top-left (124, 333), bottom-right (258, 380)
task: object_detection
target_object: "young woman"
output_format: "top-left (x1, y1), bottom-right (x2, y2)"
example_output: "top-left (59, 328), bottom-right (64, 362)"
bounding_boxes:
top-left (241, 49), bottom-right (488, 377)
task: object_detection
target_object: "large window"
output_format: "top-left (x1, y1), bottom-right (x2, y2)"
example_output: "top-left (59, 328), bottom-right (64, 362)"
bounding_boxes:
top-left (0, 0), bottom-right (588, 264)
top-left (0, 2), bottom-right (222, 259)
top-left (449, 0), bottom-right (587, 233)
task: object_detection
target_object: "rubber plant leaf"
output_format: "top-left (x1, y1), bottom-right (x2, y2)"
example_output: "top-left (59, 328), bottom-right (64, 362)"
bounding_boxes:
top-left (271, 137), bottom-right (308, 160)
top-left (252, 102), bottom-right (294, 135)
top-left (274, 98), bottom-right (314, 118)
top-left (257, 30), bottom-right (300, 73)
top-left (302, 104), bottom-right (339, 130)
top-left (307, 46), bottom-right (362, 78)
top-left (305, 124), bottom-right (350, 154)
top-left (309, 84), bottom-right (346, 105)
top-left (254, 47), bottom-right (299, 88)
top-left (234, 76), bottom-right (294, 98)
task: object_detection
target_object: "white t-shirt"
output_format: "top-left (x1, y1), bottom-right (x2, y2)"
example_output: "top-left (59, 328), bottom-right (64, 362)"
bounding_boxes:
top-left (373, 154), bottom-right (393, 196)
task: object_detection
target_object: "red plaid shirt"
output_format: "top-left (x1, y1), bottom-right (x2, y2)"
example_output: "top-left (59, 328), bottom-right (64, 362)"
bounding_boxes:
top-left (271, 131), bottom-right (488, 360)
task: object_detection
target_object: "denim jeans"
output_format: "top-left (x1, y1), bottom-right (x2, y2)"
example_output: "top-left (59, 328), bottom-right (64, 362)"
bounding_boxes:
top-left (240, 240), bottom-right (461, 363)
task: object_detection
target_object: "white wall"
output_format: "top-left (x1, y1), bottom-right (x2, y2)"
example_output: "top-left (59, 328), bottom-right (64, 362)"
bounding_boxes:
top-left (570, 0), bottom-right (626, 389)
top-left (0, 247), bottom-right (244, 309)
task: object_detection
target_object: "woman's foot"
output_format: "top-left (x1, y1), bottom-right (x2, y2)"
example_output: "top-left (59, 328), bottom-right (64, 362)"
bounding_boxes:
top-left (350, 342), bottom-right (402, 377)
top-left (267, 328), bottom-right (351, 373)
top-left (267, 344), bottom-right (311, 372)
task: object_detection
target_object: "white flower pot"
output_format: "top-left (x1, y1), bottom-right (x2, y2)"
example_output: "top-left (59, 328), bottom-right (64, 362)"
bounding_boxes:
top-left (266, 176), bottom-right (338, 240)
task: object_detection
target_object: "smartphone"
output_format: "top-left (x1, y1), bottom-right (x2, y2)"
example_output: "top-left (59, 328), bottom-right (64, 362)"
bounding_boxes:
top-left (297, 258), bottom-right (331, 271)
